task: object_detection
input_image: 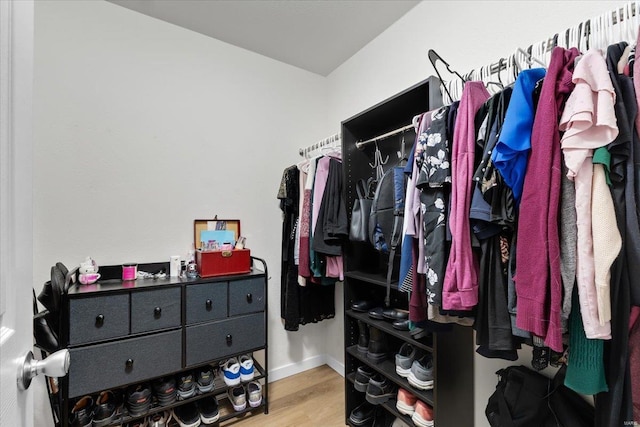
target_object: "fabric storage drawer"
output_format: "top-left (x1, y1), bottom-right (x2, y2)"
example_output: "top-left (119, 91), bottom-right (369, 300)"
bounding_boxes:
top-left (185, 281), bottom-right (227, 325)
top-left (228, 278), bottom-right (265, 316)
top-left (67, 330), bottom-right (181, 398)
top-left (130, 287), bottom-right (181, 334)
top-left (185, 312), bottom-right (264, 367)
top-left (69, 294), bottom-right (129, 345)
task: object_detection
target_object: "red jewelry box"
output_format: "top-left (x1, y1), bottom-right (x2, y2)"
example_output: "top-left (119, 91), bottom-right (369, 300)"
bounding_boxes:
top-left (196, 248), bottom-right (251, 277)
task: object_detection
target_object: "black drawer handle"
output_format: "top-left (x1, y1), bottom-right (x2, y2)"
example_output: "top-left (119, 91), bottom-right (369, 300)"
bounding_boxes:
top-left (206, 299), bottom-right (212, 310)
top-left (95, 314), bottom-right (104, 327)
top-left (125, 358), bottom-right (134, 371)
top-left (154, 307), bottom-right (162, 317)
top-left (246, 293), bottom-right (253, 303)
top-left (226, 334), bottom-right (232, 345)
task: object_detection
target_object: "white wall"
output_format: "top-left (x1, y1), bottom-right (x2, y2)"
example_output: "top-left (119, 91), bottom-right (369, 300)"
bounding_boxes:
top-left (33, 1), bottom-right (334, 424)
top-left (325, 1), bottom-right (630, 425)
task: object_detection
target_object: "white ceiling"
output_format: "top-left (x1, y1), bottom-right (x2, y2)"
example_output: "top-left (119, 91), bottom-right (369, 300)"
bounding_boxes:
top-left (107, 0), bottom-right (420, 76)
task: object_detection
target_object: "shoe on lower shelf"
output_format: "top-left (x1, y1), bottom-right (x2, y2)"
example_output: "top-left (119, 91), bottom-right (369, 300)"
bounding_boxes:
top-left (221, 358), bottom-right (241, 386)
top-left (92, 390), bottom-right (117, 427)
top-left (407, 354), bottom-right (434, 390)
top-left (395, 343), bottom-right (418, 378)
top-left (365, 374), bottom-right (396, 405)
top-left (196, 396), bottom-right (220, 424)
top-left (126, 383), bottom-right (152, 417)
top-left (348, 401), bottom-right (375, 426)
top-left (153, 376), bottom-right (177, 406)
top-left (177, 372), bottom-right (197, 400)
top-left (69, 395), bottom-right (93, 427)
top-left (354, 365), bottom-right (375, 392)
top-left (147, 410), bottom-right (171, 427)
top-left (247, 381), bottom-right (263, 407)
top-left (411, 400), bottom-right (434, 427)
top-left (227, 385), bottom-right (247, 412)
top-left (125, 418), bottom-right (149, 427)
top-left (239, 354), bottom-right (255, 382)
top-left (395, 388), bottom-right (417, 416)
top-left (195, 366), bottom-right (215, 394)
top-left (172, 402), bottom-right (201, 427)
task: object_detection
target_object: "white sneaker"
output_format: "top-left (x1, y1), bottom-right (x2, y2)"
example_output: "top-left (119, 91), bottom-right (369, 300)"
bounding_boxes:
top-left (239, 354), bottom-right (255, 382)
top-left (221, 358), bottom-right (241, 386)
top-left (227, 385), bottom-right (246, 412)
top-left (247, 381), bottom-right (262, 407)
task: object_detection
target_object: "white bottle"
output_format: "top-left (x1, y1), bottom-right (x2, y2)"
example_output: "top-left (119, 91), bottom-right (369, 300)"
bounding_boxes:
top-left (170, 255), bottom-right (181, 277)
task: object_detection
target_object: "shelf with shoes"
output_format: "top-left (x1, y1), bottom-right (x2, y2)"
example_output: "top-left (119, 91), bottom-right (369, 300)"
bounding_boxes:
top-left (346, 348), bottom-right (434, 406)
top-left (346, 309), bottom-right (433, 353)
top-left (99, 358), bottom-right (267, 426)
top-left (57, 258), bottom-right (269, 427)
top-left (342, 78), bottom-right (475, 427)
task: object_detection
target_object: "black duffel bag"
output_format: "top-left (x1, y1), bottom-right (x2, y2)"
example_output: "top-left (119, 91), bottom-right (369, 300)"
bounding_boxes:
top-left (486, 365), bottom-right (594, 427)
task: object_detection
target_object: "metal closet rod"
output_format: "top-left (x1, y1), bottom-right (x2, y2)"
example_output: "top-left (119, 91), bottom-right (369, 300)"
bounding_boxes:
top-left (355, 123), bottom-right (414, 150)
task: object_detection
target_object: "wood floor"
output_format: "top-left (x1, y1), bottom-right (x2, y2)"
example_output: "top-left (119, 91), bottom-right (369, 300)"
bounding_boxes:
top-left (221, 364), bottom-right (345, 427)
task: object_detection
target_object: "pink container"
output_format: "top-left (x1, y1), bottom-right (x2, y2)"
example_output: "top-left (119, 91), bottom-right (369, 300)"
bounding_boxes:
top-left (122, 263), bottom-right (137, 281)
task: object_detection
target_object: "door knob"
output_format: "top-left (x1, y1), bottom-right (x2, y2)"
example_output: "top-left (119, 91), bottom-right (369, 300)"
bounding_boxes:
top-left (18, 349), bottom-right (70, 390)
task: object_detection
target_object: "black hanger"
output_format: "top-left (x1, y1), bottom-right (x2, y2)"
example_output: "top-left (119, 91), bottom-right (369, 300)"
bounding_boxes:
top-left (428, 49), bottom-right (466, 102)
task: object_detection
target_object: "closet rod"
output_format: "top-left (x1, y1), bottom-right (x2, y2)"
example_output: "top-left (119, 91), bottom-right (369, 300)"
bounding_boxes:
top-left (356, 123), bottom-right (414, 150)
top-left (298, 133), bottom-right (341, 157)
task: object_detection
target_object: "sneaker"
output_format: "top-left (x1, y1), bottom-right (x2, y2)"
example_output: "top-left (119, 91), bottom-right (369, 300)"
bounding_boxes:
top-left (395, 343), bottom-right (417, 378)
top-left (172, 402), bottom-right (201, 427)
top-left (93, 390), bottom-right (117, 427)
top-left (227, 385), bottom-right (246, 411)
top-left (69, 395), bottom-right (93, 427)
top-left (247, 381), bottom-right (262, 407)
top-left (407, 354), bottom-right (434, 390)
top-left (238, 354), bottom-right (255, 382)
top-left (126, 383), bottom-right (152, 417)
top-left (153, 376), bottom-right (177, 406)
top-left (354, 365), bottom-right (375, 392)
top-left (348, 401), bottom-right (375, 426)
top-left (195, 366), bottom-right (215, 394)
top-left (125, 419), bottom-right (149, 427)
top-left (221, 358), bottom-right (241, 386)
top-left (411, 400), bottom-right (434, 427)
top-left (196, 396), bottom-right (220, 424)
top-left (147, 410), bottom-right (170, 427)
top-left (177, 372), bottom-right (197, 400)
top-left (365, 373), bottom-right (396, 405)
top-left (395, 388), bottom-right (417, 416)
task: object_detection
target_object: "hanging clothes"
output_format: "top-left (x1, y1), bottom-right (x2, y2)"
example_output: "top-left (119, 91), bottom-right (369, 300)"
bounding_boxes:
top-left (515, 47), bottom-right (580, 353)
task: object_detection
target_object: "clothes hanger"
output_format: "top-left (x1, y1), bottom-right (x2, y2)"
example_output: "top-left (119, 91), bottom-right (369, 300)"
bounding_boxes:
top-left (428, 49), bottom-right (466, 104)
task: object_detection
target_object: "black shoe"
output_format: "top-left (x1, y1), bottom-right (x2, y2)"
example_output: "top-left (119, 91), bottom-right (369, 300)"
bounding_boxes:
top-left (367, 307), bottom-right (385, 320)
top-left (92, 390), bottom-right (117, 427)
top-left (126, 383), bottom-right (152, 416)
top-left (196, 366), bottom-right (214, 394)
top-left (172, 402), bottom-right (200, 427)
top-left (366, 326), bottom-right (387, 363)
top-left (176, 372), bottom-right (196, 400)
top-left (365, 374), bottom-right (396, 405)
top-left (354, 365), bottom-right (375, 392)
top-left (392, 319), bottom-right (410, 331)
top-left (70, 395), bottom-right (93, 427)
top-left (383, 308), bottom-right (409, 321)
top-left (351, 300), bottom-right (376, 312)
top-left (153, 376), bottom-right (177, 406)
top-left (197, 396), bottom-right (220, 424)
top-left (356, 320), bottom-right (369, 354)
top-left (349, 401), bottom-right (376, 426)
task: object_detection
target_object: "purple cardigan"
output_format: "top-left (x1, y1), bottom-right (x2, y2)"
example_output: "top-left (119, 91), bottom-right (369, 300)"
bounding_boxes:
top-left (515, 47), bottom-right (580, 352)
top-left (442, 81), bottom-right (490, 311)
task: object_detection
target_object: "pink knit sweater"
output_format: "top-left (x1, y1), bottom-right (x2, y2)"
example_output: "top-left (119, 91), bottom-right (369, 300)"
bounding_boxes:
top-left (515, 47), bottom-right (580, 352)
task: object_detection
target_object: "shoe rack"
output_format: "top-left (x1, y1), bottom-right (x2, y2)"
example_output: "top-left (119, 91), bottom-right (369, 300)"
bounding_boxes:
top-left (54, 258), bottom-right (269, 427)
top-left (341, 78), bottom-right (475, 427)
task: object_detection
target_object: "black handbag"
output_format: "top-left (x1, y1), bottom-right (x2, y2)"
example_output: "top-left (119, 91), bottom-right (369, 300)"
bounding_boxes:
top-left (485, 365), bottom-right (594, 427)
top-left (349, 178), bottom-right (373, 242)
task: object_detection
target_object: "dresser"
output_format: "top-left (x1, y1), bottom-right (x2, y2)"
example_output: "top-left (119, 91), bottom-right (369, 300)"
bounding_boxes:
top-left (58, 258), bottom-right (269, 426)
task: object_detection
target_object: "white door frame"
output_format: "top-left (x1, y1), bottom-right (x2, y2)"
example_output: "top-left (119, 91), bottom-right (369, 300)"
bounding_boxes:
top-left (0, 0), bottom-right (34, 426)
